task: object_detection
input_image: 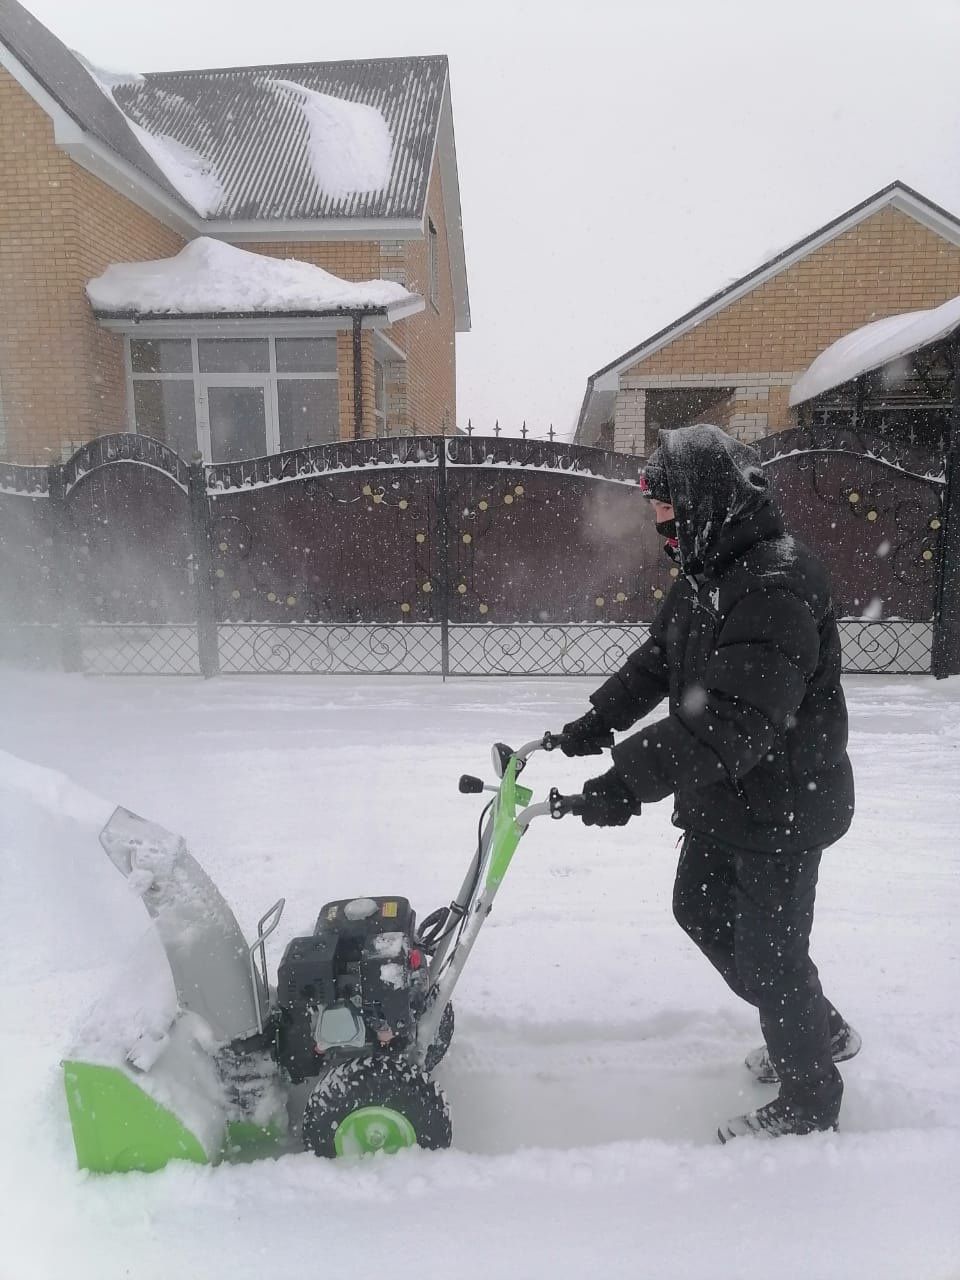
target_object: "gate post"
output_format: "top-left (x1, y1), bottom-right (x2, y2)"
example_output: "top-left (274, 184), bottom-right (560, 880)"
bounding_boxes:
top-left (188, 456), bottom-right (220, 678)
top-left (932, 340), bottom-right (960, 678)
top-left (437, 436), bottom-right (450, 679)
top-left (46, 463), bottom-right (82, 672)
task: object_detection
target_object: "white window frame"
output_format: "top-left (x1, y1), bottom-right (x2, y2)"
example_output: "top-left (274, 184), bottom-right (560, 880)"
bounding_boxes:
top-left (125, 332), bottom-right (339, 460)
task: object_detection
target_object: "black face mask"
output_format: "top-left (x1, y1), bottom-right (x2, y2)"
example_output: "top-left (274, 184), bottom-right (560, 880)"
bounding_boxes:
top-left (655, 517), bottom-right (678, 540)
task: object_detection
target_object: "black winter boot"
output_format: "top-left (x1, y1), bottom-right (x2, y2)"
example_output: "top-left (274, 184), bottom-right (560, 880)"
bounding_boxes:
top-left (745, 1023), bottom-right (861, 1085)
top-left (718, 1095), bottom-right (840, 1143)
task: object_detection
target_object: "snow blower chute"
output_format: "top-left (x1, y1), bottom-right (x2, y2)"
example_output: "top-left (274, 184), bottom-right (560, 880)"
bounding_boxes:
top-left (63, 733), bottom-right (598, 1171)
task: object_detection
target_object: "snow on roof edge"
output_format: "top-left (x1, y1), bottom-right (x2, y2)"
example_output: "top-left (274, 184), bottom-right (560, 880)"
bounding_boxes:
top-left (86, 236), bottom-right (417, 316)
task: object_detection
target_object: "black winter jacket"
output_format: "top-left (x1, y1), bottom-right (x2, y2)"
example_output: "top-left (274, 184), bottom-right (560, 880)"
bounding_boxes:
top-left (590, 426), bottom-right (855, 855)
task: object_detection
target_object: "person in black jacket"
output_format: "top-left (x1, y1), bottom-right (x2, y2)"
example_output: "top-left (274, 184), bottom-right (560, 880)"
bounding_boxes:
top-left (560, 423), bottom-right (860, 1141)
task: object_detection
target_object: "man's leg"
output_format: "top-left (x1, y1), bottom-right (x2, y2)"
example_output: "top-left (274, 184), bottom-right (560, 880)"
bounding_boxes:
top-left (674, 835), bottom-right (848, 1034)
top-left (672, 834), bottom-right (749, 999)
top-left (732, 849), bottom-right (842, 1121)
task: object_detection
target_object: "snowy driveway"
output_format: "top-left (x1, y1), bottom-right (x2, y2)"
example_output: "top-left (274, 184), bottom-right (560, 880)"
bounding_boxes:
top-left (1, 672), bottom-right (959, 1279)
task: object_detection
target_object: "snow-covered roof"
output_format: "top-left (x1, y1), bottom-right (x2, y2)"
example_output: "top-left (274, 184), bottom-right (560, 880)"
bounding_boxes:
top-left (112, 58), bottom-right (446, 224)
top-left (86, 237), bottom-right (423, 319)
top-left (790, 294), bottom-right (960, 406)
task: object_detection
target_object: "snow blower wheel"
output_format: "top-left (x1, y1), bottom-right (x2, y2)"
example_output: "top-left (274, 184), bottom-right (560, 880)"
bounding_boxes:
top-left (302, 1057), bottom-right (451, 1158)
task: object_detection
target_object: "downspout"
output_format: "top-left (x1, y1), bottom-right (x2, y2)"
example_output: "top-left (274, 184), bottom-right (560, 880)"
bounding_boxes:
top-left (352, 314), bottom-right (364, 440)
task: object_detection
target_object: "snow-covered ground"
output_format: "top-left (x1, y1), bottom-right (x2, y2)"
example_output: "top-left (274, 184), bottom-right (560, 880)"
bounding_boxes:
top-left (1, 671), bottom-right (958, 1280)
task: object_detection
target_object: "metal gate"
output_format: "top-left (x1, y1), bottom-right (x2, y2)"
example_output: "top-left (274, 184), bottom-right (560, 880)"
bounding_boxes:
top-left (0, 429), bottom-right (951, 677)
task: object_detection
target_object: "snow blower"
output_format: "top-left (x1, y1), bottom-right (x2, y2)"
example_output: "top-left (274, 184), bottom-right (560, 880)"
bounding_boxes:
top-left (63, 733), bottom-right (594, 1170)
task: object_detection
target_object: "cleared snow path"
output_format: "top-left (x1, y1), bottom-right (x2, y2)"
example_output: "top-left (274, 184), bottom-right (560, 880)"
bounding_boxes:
top-left (1, 673), bottom-right (958, 1279)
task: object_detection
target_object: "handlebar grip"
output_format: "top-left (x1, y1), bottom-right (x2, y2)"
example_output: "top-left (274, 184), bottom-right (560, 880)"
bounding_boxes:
top-left (542, 730), bottom-right (614, 753)
top-left (548, 787), bottom-right (587, 818)
top-left (458, 774), bottom-right (485, 794)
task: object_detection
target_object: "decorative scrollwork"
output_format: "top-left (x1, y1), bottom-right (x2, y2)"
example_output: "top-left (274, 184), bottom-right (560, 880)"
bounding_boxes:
top-left (62, 433), bottom-right (191, 494)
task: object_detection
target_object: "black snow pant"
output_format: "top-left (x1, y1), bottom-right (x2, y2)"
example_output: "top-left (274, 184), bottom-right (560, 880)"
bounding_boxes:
top-left (672, 833), bottom-right (844, 1122)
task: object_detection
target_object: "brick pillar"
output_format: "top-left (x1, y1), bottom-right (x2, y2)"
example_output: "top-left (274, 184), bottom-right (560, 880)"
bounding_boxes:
top-left (613, 388), bottom-right (647, 454)
top-left (728, 386), bottom-right (769, 443)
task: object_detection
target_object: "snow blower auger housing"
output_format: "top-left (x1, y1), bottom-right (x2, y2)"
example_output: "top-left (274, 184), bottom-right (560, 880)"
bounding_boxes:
top-left (63, 734), bottom-right (589, 1171)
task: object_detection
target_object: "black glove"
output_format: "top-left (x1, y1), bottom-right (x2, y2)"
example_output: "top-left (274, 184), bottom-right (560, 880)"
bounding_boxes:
top-left (579, 768), bottom-right (641, 827)
top-left (559, 708), bottom-right (614, 758)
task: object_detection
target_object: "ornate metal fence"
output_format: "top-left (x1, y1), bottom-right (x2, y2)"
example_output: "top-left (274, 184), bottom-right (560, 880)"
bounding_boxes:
top-left (0, 429), bottom-right (950, 677)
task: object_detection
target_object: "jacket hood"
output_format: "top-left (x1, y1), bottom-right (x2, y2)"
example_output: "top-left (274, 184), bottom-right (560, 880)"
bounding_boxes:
top-left (650, 424), bottom-right (773, 572)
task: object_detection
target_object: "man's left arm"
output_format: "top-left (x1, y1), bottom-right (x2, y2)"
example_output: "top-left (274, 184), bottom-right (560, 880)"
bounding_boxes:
top-left (609, 588), bottom-right (820, 804)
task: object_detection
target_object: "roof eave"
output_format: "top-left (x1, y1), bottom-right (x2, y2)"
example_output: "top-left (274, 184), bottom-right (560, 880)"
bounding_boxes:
top-left (432, 71), bottom-right (471, 334)
top-left (94, 298), bottom-right (424, 329)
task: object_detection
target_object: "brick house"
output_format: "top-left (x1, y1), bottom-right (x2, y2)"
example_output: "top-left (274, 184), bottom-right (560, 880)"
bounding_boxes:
top-left (575, 182), bottom-right (960, 455)
top-left (0, 0), bottom-right (469, 464)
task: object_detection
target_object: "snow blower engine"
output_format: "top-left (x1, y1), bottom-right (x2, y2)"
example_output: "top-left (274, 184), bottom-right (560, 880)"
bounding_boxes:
top-left (275, 895), bottom-right (444, 1081)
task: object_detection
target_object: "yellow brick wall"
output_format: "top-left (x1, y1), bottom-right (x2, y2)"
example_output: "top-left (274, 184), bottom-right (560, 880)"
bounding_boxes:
top-left (0, 69), bottom-right (184, 463)
top-left (391, 163), bottom-right (457, 433)
top-left (622, 207), bottom-right (960, 432)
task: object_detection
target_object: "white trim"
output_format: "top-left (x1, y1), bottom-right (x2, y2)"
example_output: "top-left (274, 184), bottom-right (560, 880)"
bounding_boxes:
top-left (372, 331), bottom-right (407, 362)
top-left (214, 219), bottom-right (423, 242)
top-left (434, 78), bottom-right (471, 333)
top-left (381, 295), bottom-right (426, 324)
top-left (589, 184), bottom-right (960, 397)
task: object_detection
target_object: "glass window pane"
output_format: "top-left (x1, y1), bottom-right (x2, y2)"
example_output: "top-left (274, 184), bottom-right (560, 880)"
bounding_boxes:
top-left (130, 338), bottom-right (192, 374)
top-left (198, 339), bottom-right (269, 373)
top-left (278, 379), bottom-right (340, 450)
top-left (132, 380), bottom-right (197, 457)
top-left (275, 337), bottom-right (337, 373)
top-left (207, 385), bottom-right (268, 462)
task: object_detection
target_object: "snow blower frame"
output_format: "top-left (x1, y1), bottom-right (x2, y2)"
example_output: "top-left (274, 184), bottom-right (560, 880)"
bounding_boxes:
top-left (63, 733), bottom-right (592, 1170)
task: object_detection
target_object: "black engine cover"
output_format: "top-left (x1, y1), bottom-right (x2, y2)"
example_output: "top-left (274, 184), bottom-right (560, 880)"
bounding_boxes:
top-left (275, 896), bottom-right (419, 1082)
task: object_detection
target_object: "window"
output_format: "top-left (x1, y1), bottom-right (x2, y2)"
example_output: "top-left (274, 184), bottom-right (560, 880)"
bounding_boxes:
top-left (132, 379), bottom-right (197, 458)
top-left (127, 336), bottom-right (340, 461)
top-left (278, 380), bottom-right (339, 450)
top-left (198, 339), bottom-right (269, 373)
top-left (428, 217), bottom-right (440, 310)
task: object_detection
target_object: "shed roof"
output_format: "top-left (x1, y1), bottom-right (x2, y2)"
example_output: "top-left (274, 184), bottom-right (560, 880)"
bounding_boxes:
top-left (790, 294), bottom-right (960, 406)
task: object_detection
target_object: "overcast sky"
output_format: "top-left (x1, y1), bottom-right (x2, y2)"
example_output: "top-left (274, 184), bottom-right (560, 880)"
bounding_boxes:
top-left (26, 0), bottom-right (960, 438)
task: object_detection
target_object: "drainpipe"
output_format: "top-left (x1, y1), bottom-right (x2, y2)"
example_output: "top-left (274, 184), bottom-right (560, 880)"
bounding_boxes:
top-left (352, 315), bottom-right (363, 440)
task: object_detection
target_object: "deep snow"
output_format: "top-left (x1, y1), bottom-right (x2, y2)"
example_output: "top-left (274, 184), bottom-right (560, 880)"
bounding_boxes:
top-left (1, 671), bottom-right (958, 1280)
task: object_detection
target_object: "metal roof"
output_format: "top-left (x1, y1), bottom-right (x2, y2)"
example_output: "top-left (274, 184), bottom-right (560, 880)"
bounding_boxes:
top-left (112, 57), bottom-right (448, 222)
top-left (0, 0), bottom-right (184, 200)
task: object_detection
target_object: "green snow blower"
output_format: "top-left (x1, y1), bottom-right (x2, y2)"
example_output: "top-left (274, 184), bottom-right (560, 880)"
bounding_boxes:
top-left (63, 733), bottom-right (595, 1171)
